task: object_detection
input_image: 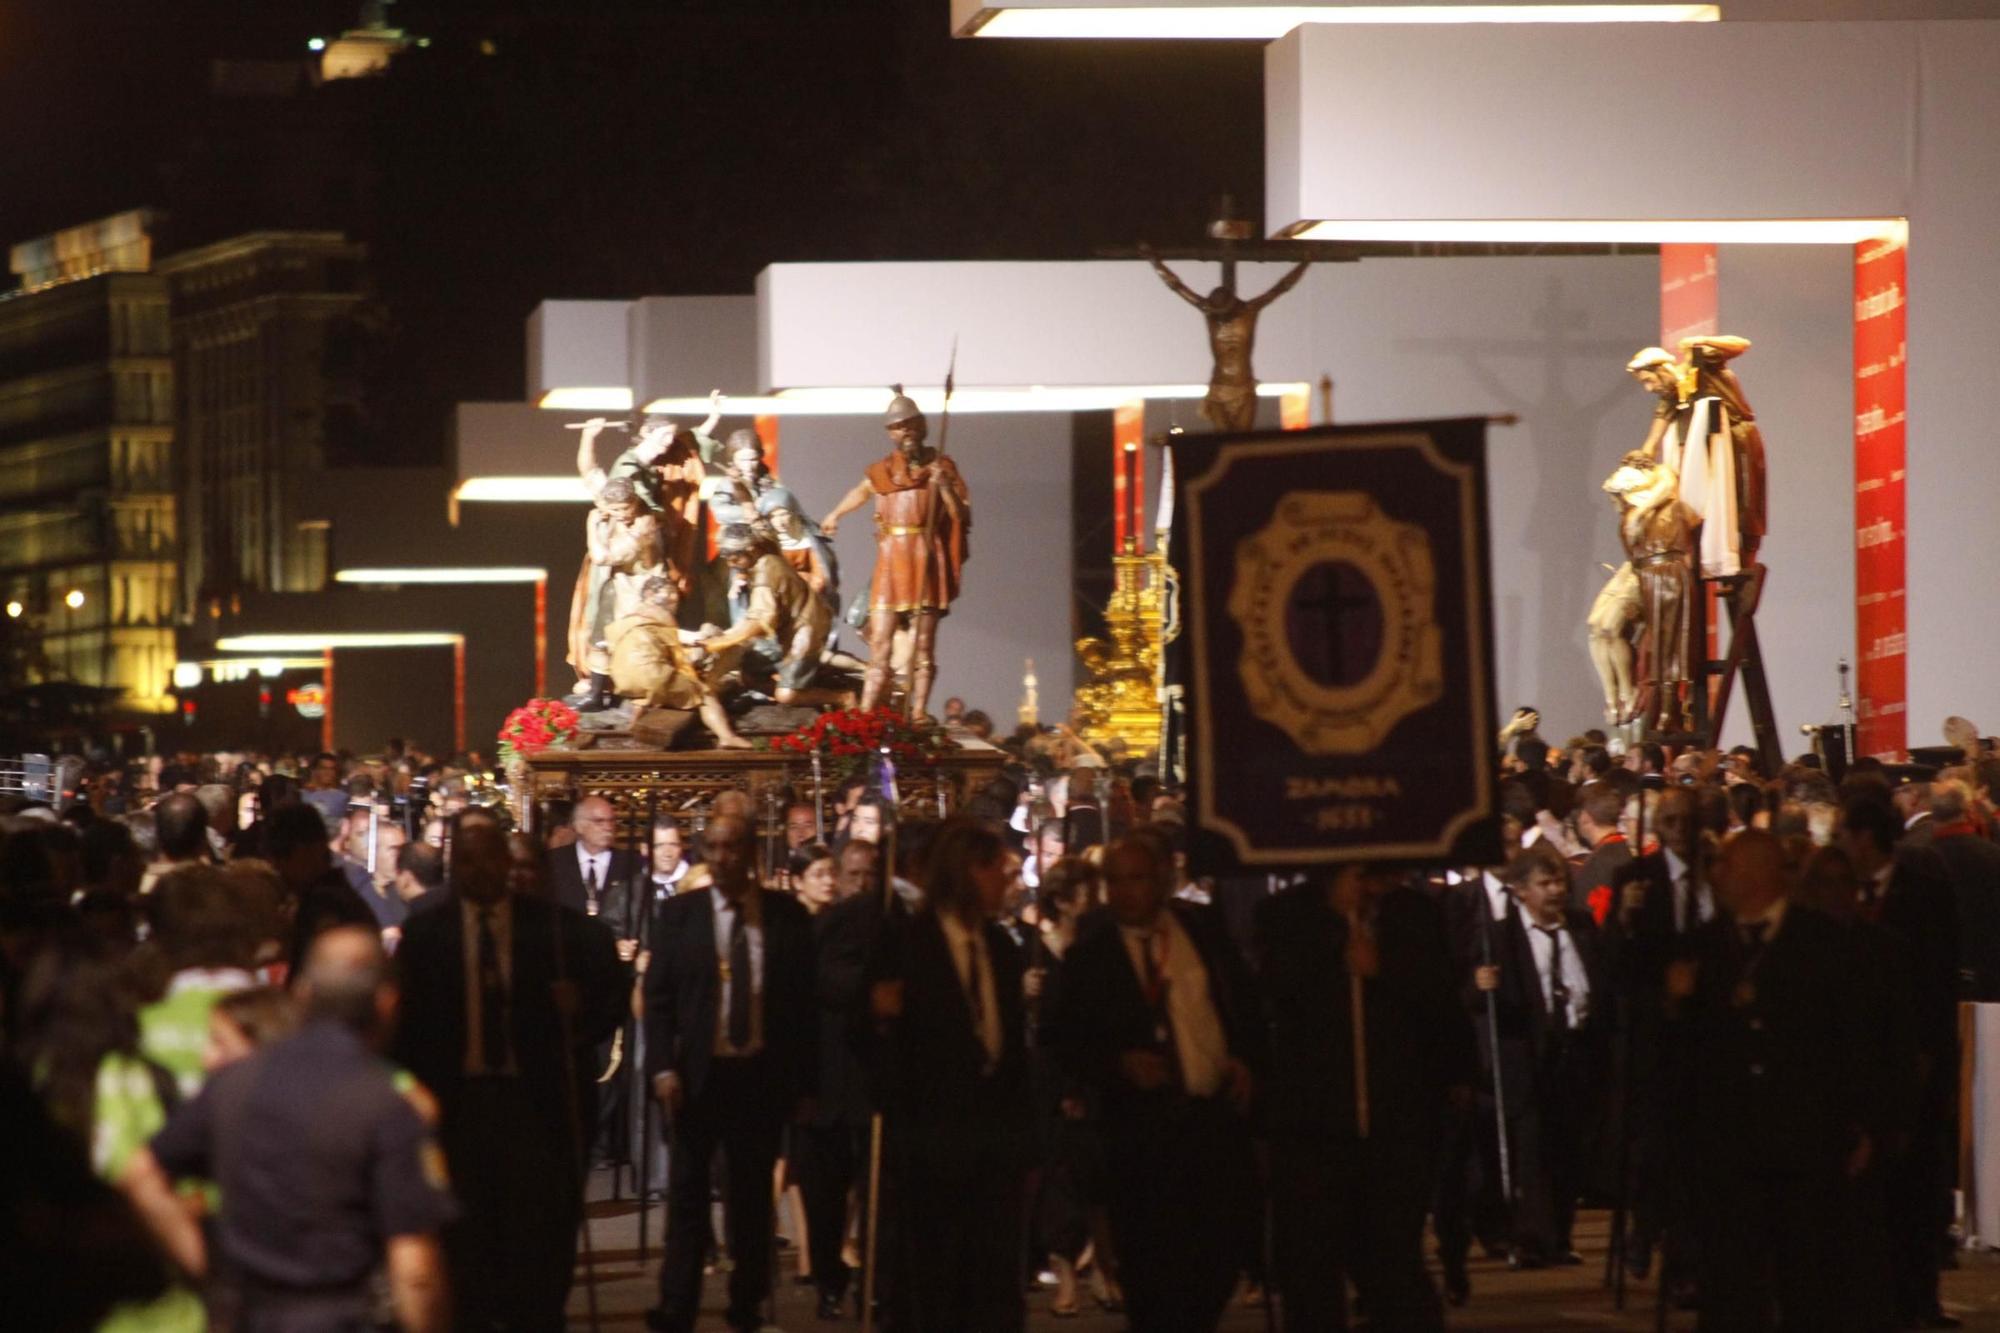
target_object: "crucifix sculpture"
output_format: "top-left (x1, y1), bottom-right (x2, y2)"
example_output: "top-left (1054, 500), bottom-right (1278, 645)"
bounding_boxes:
top-left (1139, 201), bottom-right (1314, 432)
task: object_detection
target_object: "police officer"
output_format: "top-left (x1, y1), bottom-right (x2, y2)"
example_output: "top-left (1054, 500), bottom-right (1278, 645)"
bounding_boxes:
top-left (121, 927), bottom-right (455, 1332)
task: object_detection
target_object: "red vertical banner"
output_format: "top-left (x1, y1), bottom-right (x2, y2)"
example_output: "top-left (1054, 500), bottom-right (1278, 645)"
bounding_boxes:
top-left (453, 637), bottom-right (468, 759)
top-left (533, 575), bottom-right (548, 700)
top-left (1659, 243), bottom-right (1718, 348)
top-left (321, 648), bottom-right (335, 752)
top-left (1854, 232), bottom-right (1908, 759)
top-left (1114, 401), bottom-right (1144, 553)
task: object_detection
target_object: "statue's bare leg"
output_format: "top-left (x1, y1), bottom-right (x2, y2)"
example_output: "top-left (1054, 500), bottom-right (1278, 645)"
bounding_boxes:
top-left (777, 684), bottom-right (858, 710)
top-left (908, 610), bottom-right (942, 724)
top-left (1587, 565), bottom-right (1640, 723)
top-left (859, 607), bottom-right (900, 713)
top-left (701, 694), bottom-right (754, 750)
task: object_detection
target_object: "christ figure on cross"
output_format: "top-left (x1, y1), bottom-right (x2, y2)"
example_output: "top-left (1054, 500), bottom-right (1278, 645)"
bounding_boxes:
top-left (1142, 242), bottom-right (1311, 433)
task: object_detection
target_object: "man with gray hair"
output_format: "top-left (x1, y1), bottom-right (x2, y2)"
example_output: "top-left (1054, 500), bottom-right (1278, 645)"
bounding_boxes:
top-left (122, 927), bottom-right (455, 1332)
top-left (193, 782), bottom-right (236, 859)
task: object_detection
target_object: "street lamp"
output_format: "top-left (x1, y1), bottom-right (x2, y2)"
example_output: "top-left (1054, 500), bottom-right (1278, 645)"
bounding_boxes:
top-left (64, 589), bottom-right (84, 609)
top-left (4, 601), bottom-right (20, 618)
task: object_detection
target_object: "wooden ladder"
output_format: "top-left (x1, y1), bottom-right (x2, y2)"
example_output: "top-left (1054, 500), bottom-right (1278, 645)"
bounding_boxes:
top-left (1679, 562), bottom-right (1784, 775)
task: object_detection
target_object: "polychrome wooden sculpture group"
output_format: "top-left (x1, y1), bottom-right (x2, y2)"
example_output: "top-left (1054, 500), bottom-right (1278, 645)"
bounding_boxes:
top-left (560, 390), bottom-right (971, 746)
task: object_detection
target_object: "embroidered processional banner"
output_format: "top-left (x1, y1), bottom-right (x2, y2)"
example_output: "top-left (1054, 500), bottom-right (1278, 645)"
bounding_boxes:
top-left (1169, 420), bottom-right (1501, 871)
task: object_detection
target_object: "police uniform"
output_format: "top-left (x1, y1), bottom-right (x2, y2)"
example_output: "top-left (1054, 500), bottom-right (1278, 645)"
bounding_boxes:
top-left (149, 1019), bottom-right (456, 1332)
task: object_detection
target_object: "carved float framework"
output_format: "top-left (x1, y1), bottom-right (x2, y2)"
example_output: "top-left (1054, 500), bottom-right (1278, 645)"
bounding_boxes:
top-left (511, 740), bottom-right (1008, 848)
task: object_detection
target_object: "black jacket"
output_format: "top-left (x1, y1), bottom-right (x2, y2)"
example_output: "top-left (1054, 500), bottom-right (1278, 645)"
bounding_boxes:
top-left (1875, 843), bottom-right (1961, 1071)
top-left (1930, 829), bottom-right (2000, 999)
top-left (1481, 906), bottom-right (1610, 1102)
top-left (1256, 882), bottom-right (1476, 1142)
top-left (392, 893), bottom-right (627, 1126)
top-left (876, 910), bottom-right (1032, 1148)
top-left (544, 845), bottom-right (646, 930)
top-left (812, 890), bottom-right (894, 1127)
top-left (1043, 900), bottom-right (1264, 1125)
top-left (1680, 904), bottom-right (1875, 1175)
top-left (1569, 834), bottom-right (1633, 924)
top-left (641, 886), bottom-right (817, 1117)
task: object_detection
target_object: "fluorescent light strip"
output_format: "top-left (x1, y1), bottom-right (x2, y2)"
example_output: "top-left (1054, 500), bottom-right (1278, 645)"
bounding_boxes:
top-left (454, 477), bottom-right (594, 503)
top-left (216, 633), bottom-right (465, 652)
top-left (480, 384), bottom-right (1317, 503)
top-left (638, 383), bottom-right (1309, 416)
top-left (1291, 217), bottom-right (1903, 245)
top-left (334, 567), bottom-right (549, 584)
top-left (536, 387), bottom-right (634, 411)
top-left (196, 656), bottom-right (324, 669)
top-left (969, 4), bottom-right (1716, 38)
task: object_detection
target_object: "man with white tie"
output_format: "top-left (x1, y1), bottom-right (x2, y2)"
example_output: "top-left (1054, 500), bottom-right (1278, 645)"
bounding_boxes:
top-left (1045, 832), bottom-right (1263, 1333)
top-left (1475, 844), bottom-right (1609, 1268)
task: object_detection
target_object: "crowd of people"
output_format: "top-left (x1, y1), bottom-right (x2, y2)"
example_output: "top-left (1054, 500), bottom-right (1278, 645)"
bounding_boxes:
top-left (3, 704), bottom-right (1997, 1332)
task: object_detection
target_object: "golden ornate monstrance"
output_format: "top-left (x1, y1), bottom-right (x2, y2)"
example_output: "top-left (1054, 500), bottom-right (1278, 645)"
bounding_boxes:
top-left (1073, 539), bottom-right (1169, 753)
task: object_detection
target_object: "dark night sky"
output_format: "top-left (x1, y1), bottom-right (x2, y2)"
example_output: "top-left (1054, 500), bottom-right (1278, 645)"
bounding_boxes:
top-left (1, 0), bottom-right (1265, 460)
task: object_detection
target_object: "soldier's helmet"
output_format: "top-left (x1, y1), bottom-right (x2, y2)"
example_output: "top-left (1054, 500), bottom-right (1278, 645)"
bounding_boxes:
top-left (884, 384), bottom-right (923, 427)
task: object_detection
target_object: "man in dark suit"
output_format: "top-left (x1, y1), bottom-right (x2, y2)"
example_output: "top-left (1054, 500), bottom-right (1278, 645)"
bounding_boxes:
top-left (643, 812), bottom-right (817, 1333)
top-left (1675, 830), bottom-right (1876, 1332)
top-left (1257, 867), bottom-right (1476, 1332)
top-left (1569, 781), bottom-right (1633, 925)
top-left (803, 840), bottom-right (887, 1319)
top-left (1061, 763), bottom-right (1105, 855)
top-left (545, 795), bottom-right (646, 925)
top-left (871, 817), bottom-right (1034, 1333)
top-left (1605, 787), bottom-right (1711, 1290)
top-left (1475, 844), bottom-right (1609, 1267)
top-left (1434, 866), bottom-right (1518, 1303)
top-left (1892, 767), bottom-right (1940, 848)
top-left (263, 803), bottom-right (383, 974)
top-left (1847, 797), bottom-right (1963, 1330)
top-left (1044, 834), bottom-right (1263, 1333)
top-left (393, 819), bottom-right (627, 1333)
top-left (547, 794), bottom-right (648, 1163)
top-left (1927, 781), bottom-right (2000, 998)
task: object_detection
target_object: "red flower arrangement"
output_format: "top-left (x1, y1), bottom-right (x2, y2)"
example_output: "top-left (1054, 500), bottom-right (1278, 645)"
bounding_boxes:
top-left (768, 707), bottom-right (947, 776)
top-left (497, 697), bottom-right (581, 766)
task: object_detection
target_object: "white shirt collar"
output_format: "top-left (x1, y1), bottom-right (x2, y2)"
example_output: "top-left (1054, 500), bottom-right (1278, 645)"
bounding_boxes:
top-left (167, 967), bottom-right (256, 998)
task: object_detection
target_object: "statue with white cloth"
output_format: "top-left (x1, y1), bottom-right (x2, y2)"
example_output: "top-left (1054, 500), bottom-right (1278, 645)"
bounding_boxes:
top-left (1626, 336), bottom-right (1767, 578)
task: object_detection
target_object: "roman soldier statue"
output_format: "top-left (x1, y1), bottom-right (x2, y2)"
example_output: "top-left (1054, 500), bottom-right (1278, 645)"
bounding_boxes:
top-left (819, 389), bottom-right (971, 723)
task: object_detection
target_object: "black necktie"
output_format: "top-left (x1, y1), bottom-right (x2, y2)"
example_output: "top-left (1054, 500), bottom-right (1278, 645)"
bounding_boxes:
top-left (1740, 919), bottom-right (1770, 956)
top-left (1540, 926), bottom-right (1571, 1026)
top-left (727, 906), bottom-right (752, 1050)
top-left (478, 907), bottom-right (508, 1071)
top-left (584, 858), bottom-right (600, 915)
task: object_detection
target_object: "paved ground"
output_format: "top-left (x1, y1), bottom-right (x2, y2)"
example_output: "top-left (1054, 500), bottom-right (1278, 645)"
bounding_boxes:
top-left (567, 1180), bottom-right (2000, 1331)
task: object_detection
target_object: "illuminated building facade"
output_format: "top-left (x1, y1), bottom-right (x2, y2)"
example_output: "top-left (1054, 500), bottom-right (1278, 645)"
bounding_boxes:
top-left (160, 231), bottom-right (370, 611)
top-left (0, 213), bottom-right (179, 713)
